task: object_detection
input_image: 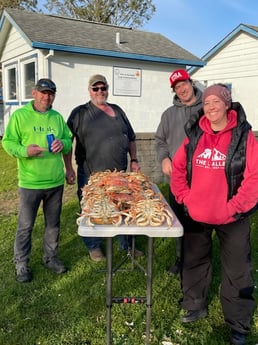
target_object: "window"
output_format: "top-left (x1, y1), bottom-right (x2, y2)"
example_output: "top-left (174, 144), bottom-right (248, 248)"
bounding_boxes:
top-left (6, 65), bottom-right (17, 100)
top-left (22, 59), bottom-right (36, 99)
top-left (4, 55), bottom-right (38, 105)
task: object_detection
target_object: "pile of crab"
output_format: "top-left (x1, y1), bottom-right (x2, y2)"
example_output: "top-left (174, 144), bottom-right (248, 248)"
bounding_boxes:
top-left (76, 170), bottom-right (174, 227)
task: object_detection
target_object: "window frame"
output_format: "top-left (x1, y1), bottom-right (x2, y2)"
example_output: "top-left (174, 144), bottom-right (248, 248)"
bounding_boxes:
top-left (20, 54), bottom-right (38, 101)
top-left (5, 63), bottom-right (18, 102)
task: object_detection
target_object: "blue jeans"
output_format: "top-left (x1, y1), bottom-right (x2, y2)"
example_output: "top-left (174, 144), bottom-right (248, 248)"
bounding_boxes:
top-left (77, 164), bottom-right (88, 208)
top-left (77, 164), bottom-right (101, 250)
top-left (77, 164), bottom-right (132, 251)
top-left (14, 185), bottom-right (64, 268)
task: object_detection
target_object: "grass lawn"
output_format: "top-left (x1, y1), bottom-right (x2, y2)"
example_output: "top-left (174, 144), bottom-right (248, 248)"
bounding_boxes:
top-left (0, 142), bottom-right (257, 345)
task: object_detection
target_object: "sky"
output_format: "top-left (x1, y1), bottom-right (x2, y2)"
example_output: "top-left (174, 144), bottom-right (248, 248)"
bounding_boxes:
top-left (37, 0), bottom-right (258, 58)
top-left (143, 0), bottom-right (258, 58)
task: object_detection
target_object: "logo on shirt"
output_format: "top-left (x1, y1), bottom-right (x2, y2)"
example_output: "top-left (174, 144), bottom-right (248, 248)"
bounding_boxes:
top-left (33, 126), bottom-right (55, 133)
top-left (196, 148), bottom-right (226, 169)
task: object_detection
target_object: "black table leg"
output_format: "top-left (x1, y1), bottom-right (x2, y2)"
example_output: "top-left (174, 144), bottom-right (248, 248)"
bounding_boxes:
top-left (106, 236), bottom-right (154, 345)
top-left (145, 237), bottom-right (154, 345)
top-left (106, 237), bottom-right (113, 345)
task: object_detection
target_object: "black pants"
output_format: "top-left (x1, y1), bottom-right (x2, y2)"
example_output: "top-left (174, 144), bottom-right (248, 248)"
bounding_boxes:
top-left (181, 217), bottom-right (255, 334)
top-left (169, 189), bottom-right (202, 260)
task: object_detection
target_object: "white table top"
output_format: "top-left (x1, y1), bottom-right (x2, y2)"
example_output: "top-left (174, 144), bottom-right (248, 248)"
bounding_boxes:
top-left (78, 218), bottom-right (183, 238)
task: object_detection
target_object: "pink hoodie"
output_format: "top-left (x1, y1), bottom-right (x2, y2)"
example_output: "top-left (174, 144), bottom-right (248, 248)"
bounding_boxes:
top-left (171, 110), bottom-right (258, 224)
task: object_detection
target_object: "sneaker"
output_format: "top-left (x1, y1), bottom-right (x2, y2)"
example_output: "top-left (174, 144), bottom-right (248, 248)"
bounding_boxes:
top-left (168, 257), bottom-right (181, 275)
top-left (44, 258), bottom-right (67, 274)
top-left (16, 266), bottom-right (32, 283)
top-left (89, 248), bottom-right (105, 262)
top-left (230, 330), bottom-right (246, 345)
top-left (181, 308), bottom-right (208, 323)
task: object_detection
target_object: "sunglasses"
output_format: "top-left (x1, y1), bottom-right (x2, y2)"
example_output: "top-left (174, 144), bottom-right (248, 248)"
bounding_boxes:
top-left (91, 86), bottom-right (108, 92)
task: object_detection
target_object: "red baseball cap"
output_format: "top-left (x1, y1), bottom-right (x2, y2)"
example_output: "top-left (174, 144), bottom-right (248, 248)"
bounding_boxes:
top-left (169, 69), bottom-right (190, 88)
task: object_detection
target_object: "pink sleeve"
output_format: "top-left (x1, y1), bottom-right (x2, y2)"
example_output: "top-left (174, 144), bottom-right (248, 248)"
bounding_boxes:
top-left (227, 132), bottom-right (258, 215)
top-left (171, 139), bottom-right (190, 204)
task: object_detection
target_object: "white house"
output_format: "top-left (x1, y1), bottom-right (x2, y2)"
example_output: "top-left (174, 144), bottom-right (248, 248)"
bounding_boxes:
top-left (190, 24), bottom-right (258, 131)
top-left (0, 7), bottom-right (204, 135)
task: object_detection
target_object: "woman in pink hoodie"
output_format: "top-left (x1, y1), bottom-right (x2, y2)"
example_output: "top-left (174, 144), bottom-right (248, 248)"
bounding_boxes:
top-left (171, 84), bottom-right (258, 345)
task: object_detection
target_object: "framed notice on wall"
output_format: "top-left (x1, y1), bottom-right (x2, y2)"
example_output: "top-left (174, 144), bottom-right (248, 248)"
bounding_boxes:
top-left (113, 67), bottom-right (142, 96)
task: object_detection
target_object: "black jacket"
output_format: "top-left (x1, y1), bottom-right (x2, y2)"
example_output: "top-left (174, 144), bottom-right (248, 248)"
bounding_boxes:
top-left (184, 102), bottom-right (257, 219)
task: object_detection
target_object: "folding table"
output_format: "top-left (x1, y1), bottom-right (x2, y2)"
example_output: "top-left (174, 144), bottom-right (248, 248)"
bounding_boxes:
top-left (78, 191), bottom-right (183, 345)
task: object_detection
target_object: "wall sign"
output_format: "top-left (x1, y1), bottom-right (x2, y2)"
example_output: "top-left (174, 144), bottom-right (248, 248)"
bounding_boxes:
top-left (113, 67), bottom-right (142, 96)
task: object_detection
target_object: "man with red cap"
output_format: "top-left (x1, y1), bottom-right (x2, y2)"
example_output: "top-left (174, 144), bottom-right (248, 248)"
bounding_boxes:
top-left (155, 69), bottom-right (203, 275)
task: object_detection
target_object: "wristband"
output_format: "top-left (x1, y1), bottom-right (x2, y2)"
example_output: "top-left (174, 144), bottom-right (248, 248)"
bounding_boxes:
top-left (130, 159), bottom-right (138, 163)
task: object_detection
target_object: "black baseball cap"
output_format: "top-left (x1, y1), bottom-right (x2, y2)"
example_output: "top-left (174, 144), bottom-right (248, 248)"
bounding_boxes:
top-left (35, 79), bottom-right (56, 93)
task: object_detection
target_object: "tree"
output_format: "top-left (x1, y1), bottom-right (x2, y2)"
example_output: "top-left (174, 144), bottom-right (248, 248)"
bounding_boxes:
top-left (44, 0), bottom-right (156, 28)
top-left (0, 0), bottom-right (38, 13)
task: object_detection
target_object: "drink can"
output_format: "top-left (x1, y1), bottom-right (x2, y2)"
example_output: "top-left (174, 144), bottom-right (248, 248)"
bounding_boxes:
top-left (47, 134), bottom-right (55, 152)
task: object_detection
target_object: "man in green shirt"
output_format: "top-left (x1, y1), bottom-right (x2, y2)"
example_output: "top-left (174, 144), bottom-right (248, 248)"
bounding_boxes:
top-left (2, 79), bottom-right (72, 283)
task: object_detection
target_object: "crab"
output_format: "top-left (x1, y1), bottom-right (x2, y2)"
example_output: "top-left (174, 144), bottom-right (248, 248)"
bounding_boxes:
top-left (124, 196), bottom-right (174, 227)
top-left (77, 194), bottom-right (123, 226)
top-left (77, 170), bottom-right (173, 227)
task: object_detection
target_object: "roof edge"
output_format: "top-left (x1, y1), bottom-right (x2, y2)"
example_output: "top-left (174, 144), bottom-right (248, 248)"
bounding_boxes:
top-left (32, 41), bottom-right (205, 67)
top-left (1, 8), bottom-right (32, 45)
top-left (189, 23), bottom-right (258, 74)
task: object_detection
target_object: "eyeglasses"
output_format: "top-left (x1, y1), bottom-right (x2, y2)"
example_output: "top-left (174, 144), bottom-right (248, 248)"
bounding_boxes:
top-left (91, 86), bottom-right (108, 92)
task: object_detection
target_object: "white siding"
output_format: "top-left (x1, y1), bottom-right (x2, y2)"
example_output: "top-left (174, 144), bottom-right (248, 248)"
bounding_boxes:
top-left (50, 52), bottom-right (175, 132)
top-left (3, 49), bottom-right (179, 133)
top-left (1, 26), bottom-right (32, 61)
top-left (192, 32), bottom-right (258, 130)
